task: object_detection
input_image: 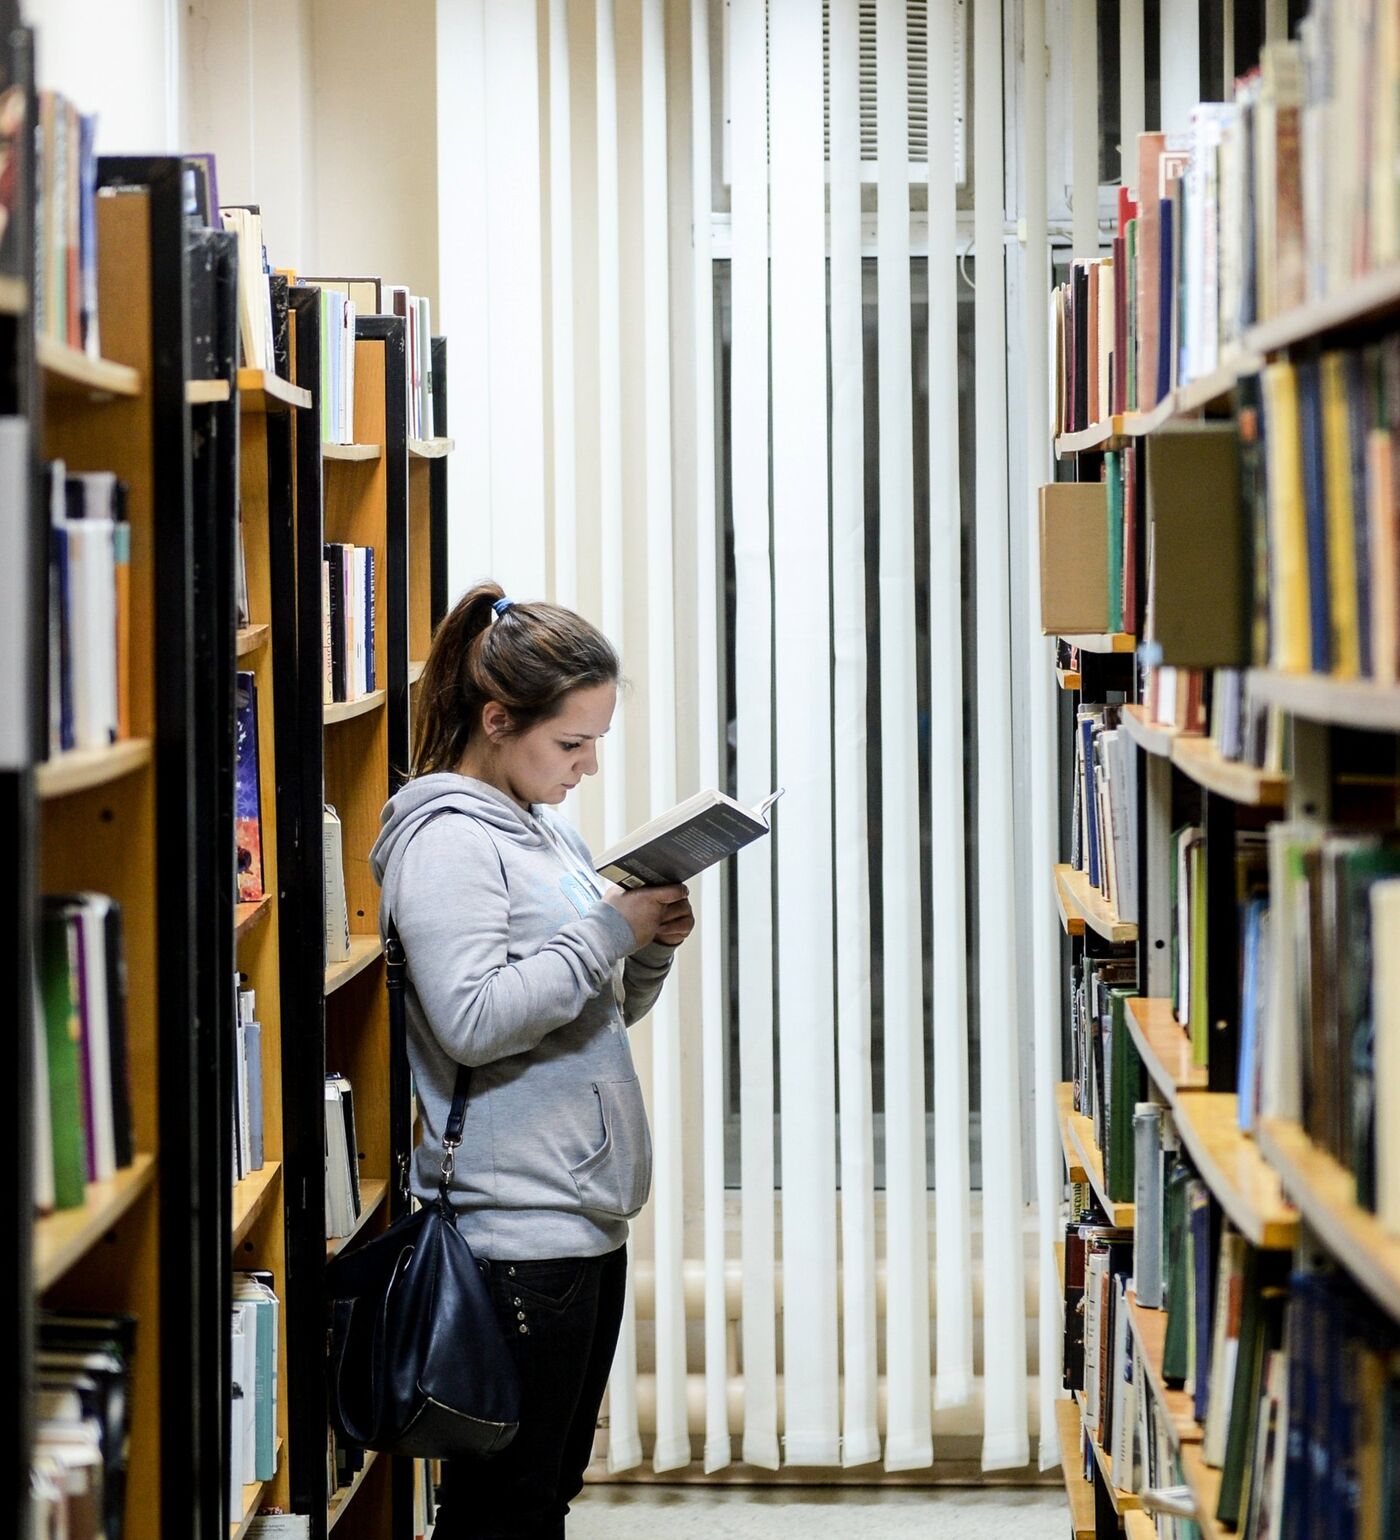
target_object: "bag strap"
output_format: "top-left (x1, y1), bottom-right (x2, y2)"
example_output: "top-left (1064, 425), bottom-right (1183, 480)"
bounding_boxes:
top-left (386, 918), bottom-right (471, 1205)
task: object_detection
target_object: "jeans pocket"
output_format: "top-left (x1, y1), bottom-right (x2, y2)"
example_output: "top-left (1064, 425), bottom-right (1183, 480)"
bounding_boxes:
top-left (499, 1257), bottom-right (588, 1312)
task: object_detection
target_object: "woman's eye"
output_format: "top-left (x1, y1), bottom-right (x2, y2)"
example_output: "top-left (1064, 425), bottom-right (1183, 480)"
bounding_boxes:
top-left (561, 742), bottom-right (582, 753)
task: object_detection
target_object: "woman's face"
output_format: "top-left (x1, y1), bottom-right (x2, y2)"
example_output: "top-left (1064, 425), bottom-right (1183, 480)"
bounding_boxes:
top-left (488, 681), bottom-right (616, 807)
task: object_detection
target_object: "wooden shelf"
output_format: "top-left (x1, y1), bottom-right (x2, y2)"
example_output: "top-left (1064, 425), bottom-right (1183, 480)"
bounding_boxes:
top-left (37, 738), bottom-right (153, 800)
top-left (1178, 1440), bottom-right (1228, 1540)
top-left (1125, 997), bottom-right (1207, 1103)
top-left (1061, 631), bottom-right (1136, 655)
top-left (38, 335), bottom-right (141, 398)
top-left (1055, 1397), bottom-right (1097, 1540)
top-left (1054, 864), bottom-right (1087, 937)
top-left (186, 378), bottom-right (231, 405)
top-left (1057, 1081), bottom-right (1089, 1183)
top-left (237, 367), bottom-right (313, 413)
top-left (327, 1447), bottom-right (380, 1532)
top-left (1257, 1117), bottom-right (1400, 1322)
top-left (1056, 665), bottom-right (1082, 691)
top-left (1173, 353), bottom-right (1261, 414)
top-left (1125, 1288), bottom-right (1203, 1446)
top-left (236, 624), bottom-right (270, 658)
top-left (1246, 668), bottom-right (1400, 732)
top-left (409, 659), bottom-right (426, 686)
top-left (409, 435), bottom-right (455, 458)
top-left (1058, 863), bottom-right (1138, 944)
top-left (230, 1436), bottom-right (284, 1540)
top-left (1056, 414), bottom-right (1135, 455)
top-left (325, 934), bottom-right (384, 996)
top-left (327, 1179), bottom-right (389, 1260)
top-left (1171, 1093), bottom-right (1297, 1249)
top-left (231, 1162), bottom-right (283, 1250)
top-left (323, 441), bottom-right (382, 462)
top-left (1124, 1514), bottom-right (1159, 1540)
top-left (1246, 264), bottom-right (1400, 355)
top-left (1068, 1109), bottom-right (1136, 1228)
top-left (324, 688), bottom-right (386, 726)
top-left (235, 896), bottom-right (273, 942)
top-left (1073, 1389), bottom-right (1142, 1512)
top-left (0, 273), bottom-right (27, 313)
top-left (34, 1152), bottom-right (157, 1292)
top-left (1169, 735), bottom-right (1288, 807)
top-left (1122, 703), bottom-right (1186, 759)
top-left (1055, 1240), bottom-right (1065, 1291)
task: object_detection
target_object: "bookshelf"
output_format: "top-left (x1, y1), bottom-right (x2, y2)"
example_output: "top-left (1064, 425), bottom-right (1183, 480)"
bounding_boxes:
top-left (1246, 667), bottom-right (1400, 732)
top-left (1055, 1397), bottom-right (1098, 1540)
top-left (1167, 735), bottom-right (1287, 807)
top-left (1056, 1081), bottom-right (1089, 1185)
top-left (1120, 703), bottom-right (1181, 758)
top-left (1055, 863), bottom-right (1137, 944)
top-left (1123, 997), bottom-right (1207, 1102)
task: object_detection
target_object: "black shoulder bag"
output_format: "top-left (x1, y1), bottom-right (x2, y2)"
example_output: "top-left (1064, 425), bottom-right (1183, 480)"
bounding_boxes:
top-left (324, 924), bottom-right (521, 1457)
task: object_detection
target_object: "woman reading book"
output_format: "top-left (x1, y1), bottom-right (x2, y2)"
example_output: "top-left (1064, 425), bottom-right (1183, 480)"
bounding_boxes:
top-left (370, 582), bottom-right (692, 1537)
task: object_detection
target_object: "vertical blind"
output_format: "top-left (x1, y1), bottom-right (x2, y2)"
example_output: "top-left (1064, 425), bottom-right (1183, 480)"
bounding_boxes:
top-left (436, 0), bottom-right (1058, 1474)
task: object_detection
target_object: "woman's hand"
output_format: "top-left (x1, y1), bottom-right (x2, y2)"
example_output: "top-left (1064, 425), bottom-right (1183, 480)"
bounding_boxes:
top-left (604, 883), bottom-right (693, 950)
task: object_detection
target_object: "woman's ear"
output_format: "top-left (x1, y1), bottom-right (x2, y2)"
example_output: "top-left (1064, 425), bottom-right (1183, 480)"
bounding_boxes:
top-left (481, 700), bottom-right (512, 742)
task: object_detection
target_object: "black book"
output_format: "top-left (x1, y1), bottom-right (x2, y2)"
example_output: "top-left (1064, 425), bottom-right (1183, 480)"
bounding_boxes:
top-left (186, 226), bottom-right (219, 379)
top-left (324, 543), bottom-right (346, 702)
top-left (1072, 263), bottom-right (1090, 431)
top-left (269, 272), bottom-right (290, 379)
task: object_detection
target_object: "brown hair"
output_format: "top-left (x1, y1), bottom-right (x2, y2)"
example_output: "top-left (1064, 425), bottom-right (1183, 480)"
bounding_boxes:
top-left (411, 581), bottom-right (621, 777)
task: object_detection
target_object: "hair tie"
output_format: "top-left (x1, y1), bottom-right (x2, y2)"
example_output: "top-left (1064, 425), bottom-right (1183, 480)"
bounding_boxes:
top-left (492, 597), bottom-right (515, 617)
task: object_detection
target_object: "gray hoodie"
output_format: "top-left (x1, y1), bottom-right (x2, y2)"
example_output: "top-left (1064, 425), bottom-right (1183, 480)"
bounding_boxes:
top-left (368, 772), bottom-right (673, 1259)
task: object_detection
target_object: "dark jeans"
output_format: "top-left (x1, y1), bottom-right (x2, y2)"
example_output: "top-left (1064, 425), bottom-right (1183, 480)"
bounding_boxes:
top-left (432, 1244), bottom-right (629, 1540)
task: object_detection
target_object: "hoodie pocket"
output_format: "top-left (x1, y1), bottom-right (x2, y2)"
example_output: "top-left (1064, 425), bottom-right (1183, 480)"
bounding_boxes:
top-left (569, 1077), bottom-right (653, 1219)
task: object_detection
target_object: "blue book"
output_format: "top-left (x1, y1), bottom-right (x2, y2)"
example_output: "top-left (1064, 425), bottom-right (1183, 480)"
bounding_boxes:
top-left (1297, 359), bottom-right (1331, 674)
top-left (235, 672), bottom-right (264, 901)
top-left (1236, 898), bottom-right (1267, 1132)
top-left (1345, 352), bottom-right (1373, 677)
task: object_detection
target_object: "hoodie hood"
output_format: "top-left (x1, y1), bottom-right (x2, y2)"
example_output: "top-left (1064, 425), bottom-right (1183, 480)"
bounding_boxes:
top-left (369, 772), bottom-right (553, 929)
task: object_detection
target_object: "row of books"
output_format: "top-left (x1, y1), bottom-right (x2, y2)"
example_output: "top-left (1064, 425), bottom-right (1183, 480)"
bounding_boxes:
top-left (35, 894), bottom-right (134, 1212)
top-left (1258, 341), bottom-right (1400, 681)
top-left (30, 1311), bottom-right (135, 1540)
top-left (233, 979), bottom-right (267, 1187)
top-left (324, 804), bottom-right (351, 965)
top-left (321, 543), bottom-right (377, 703)
top-left (35, 90), bottom-right (99, 358)
top-left (1052, 5), bottom-right (1400, 437)
top-left (221, 204), bottom-right (279, 377)
top-left (229, 1271), bottom-right (281, 1520)
top-left (1070, 953), bottom-right (1141, 1205)
top-left (47, 463), bottom-right (130, 755)
top-left (1070, 704), bottom-right (1140, 925)
top-left (1129, 1100), bottom-right (1400, 1538)
top-left (325, 1073), bottom-right (362, 1240)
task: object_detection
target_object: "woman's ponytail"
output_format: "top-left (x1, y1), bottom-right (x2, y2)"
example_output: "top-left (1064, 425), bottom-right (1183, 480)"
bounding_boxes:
top-left (410, 581), bottom-right (619, 777)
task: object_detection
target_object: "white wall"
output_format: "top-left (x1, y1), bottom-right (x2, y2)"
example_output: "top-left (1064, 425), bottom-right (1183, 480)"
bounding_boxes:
top-left (24, 0), bottom-right (179, 154)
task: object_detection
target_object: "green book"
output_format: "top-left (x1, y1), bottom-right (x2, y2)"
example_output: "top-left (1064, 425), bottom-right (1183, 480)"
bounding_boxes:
top-left (1190, 837), bottom-right (1210, 1069)
top-left (1107, 988), bottom-right (1142, 1203)
top-left (40, 907), bottom-right (87, 1210)
top-left (1218, 1276), bottom-right (1286, 1527)
top-left (1106, 451), bottom-right (1124, 633)
top-left (1162, 1162), bottom-right (1192, 1383)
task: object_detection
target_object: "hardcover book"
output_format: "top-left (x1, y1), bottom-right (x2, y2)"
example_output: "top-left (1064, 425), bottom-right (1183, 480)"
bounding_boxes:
top-left (235, 671), bottom-right (264, 902)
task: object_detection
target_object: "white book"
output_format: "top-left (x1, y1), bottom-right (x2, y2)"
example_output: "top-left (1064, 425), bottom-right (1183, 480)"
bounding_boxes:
top-left (235, 1018), bottom-right (252, 1180)
top-left (1261, 821), bottom-right (1320, 1123)
top-left (324, 1080), bottom-right (353, 1237)
top-left (0, 419), bottom-right (30, 768)
top-left (229, 1309), bottom-right (249, 1517)
top-left (323, 805), bottom-right (351, 964)
top-left (1110, 1274), bottom-right (1136, 1489)
top-left (70, 896), bottom-right (116, 1180)
top-left (595, 788), bottom-right (782, 889)
top-left (353, 547), bottom-right (368, 698)
top-left (341, 299), bottom-right (356, 444)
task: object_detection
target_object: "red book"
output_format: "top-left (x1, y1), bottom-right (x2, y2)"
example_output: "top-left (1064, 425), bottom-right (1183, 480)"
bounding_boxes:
top-left (1112, 235), bottom-right (1128, 416)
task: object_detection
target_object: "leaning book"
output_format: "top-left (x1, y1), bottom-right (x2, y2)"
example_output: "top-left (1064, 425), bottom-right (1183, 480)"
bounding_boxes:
top-left (595, 788), bottom-right (783, 889)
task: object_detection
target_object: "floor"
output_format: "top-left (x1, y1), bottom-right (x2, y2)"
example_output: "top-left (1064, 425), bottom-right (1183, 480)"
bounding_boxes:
top-left (568, 1484), bottom-right (1067, 1538)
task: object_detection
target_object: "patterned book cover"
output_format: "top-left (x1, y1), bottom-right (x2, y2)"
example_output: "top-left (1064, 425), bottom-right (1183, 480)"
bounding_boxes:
top-left (235, 670), bottom-right (264, 902)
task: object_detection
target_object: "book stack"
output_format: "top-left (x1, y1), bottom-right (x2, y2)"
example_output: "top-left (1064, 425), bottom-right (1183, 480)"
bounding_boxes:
top-left (220, 204), bottom-right (278, 375)
top-left (34, 89), bottom-right (99, 358)
top-left (235, 671), bottom-right (264, 903)
top-left (35, 895), bottom-right (134, 1212)
top-left (1257, 341), bottom-right (1400, 681)
top-left (229, 1272), bottom-right (281, 1520)
top-left (1244, 827), bottom-right (1400, 1212)
top-left (30, 1311), bottom-right (135, 1539)
top-left (317, 287), bottom-right (357, 445)
top-left (324, 1074), bottom-right (362, 1240)
top-left (383, 285), bottom-right (435, 439)
top-left (1071, 705), bottom-right (1140, 923)
top-left (1070, 955), bottom-right (1141, 1204)
top-left (1062, 1212), bottom-right (1135, 1481)
top-left (321, 543), bottom-right (377, 703)
top-left (47, 463), bottom-right (130, 755)
top-left (232, 979), bottom-right (265, 1185)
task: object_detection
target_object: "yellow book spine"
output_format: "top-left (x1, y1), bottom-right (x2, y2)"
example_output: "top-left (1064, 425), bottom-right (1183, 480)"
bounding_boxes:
top-left (1263, 362), bottom-right (1311, 672)
top-left (1321, 353), bottom-right (1360, 678)
top-left (1370, 431), bottom-right (1398, 685)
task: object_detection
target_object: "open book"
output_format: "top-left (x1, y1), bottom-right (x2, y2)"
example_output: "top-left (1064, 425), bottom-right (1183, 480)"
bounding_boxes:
top-left (596, 788), bottom-right (783, 889)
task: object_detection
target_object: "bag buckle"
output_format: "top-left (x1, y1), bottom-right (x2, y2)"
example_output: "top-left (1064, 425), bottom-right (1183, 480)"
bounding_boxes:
top-left (440, 1132), bottom-right (462, 1189)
